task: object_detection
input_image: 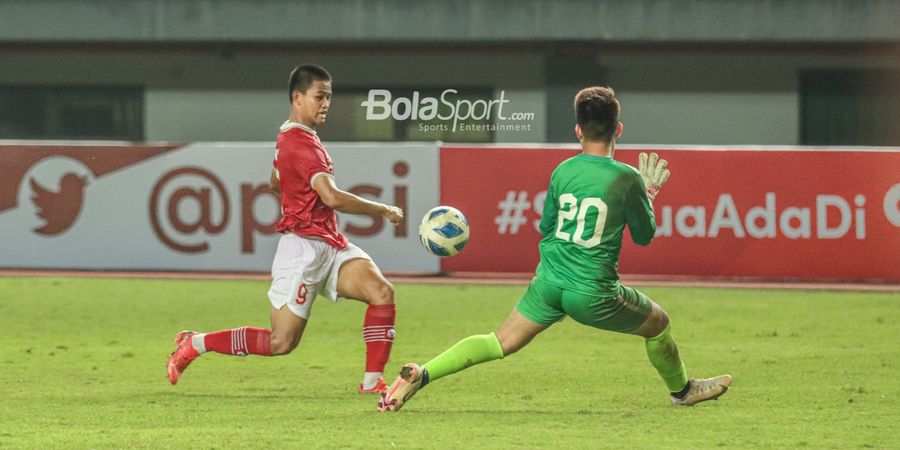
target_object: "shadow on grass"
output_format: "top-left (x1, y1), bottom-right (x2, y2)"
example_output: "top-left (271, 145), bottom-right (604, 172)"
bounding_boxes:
top-left (377, 408), bottom-right (619, 417)
top-left (154, 391), bottom-right (353, 402)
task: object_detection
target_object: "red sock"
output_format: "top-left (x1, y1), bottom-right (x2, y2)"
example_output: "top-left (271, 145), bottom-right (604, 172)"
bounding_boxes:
top-left (363, 304), bottom-right (396, 372)
top-left (203, 327), bottom-right (272, 356)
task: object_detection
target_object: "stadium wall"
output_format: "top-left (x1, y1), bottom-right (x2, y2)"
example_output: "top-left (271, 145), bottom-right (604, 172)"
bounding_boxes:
top-left (1, 142), bottom-right (898, 282)
top-left (3, 48), bottom-right (898, 145)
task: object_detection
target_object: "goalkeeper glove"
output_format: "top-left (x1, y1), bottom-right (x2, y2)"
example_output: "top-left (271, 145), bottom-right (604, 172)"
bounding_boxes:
top-left (638, 152), bottom-right (671, 201)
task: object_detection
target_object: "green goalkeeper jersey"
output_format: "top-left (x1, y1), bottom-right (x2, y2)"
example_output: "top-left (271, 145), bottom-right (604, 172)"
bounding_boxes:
top-left (535, 153), bottom-right (656, 297)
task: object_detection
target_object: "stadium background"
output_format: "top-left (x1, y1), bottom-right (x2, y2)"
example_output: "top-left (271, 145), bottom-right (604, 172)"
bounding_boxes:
top-left (1, 0), bottom-right (898, 282)
top-left (1, 0), bottom-right (898, 146)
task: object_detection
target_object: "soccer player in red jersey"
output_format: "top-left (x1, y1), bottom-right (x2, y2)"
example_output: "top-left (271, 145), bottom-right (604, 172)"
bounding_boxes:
top-left (167, 64), bottom-right (404, 393)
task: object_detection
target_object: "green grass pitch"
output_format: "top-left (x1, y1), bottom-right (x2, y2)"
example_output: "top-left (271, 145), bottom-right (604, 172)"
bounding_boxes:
top-left (1, 277), bottom-right (898, 448)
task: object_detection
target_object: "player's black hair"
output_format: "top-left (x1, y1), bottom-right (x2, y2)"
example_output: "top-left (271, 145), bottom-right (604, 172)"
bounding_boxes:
top-left (574, 87), bottom-right (620, 142)
top-left (288, 64), bottom-right (332, 102)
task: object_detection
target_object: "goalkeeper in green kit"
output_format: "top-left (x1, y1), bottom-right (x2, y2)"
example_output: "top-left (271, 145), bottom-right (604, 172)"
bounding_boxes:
top-left (379, 87), bottom-right (732, 412)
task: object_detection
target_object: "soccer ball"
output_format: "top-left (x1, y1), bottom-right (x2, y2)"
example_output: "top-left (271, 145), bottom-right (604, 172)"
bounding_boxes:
top-left (418, 206), bottom-right (470, 257)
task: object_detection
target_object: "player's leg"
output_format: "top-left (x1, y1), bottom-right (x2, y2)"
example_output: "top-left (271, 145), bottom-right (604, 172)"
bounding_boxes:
top-left (168, 234), bottom-right (318, 385)
top-left (260, 233), bottom-right (319, 356)
top-left (167, 284), bottom-right (315, 385)
top-left (626, 291), bottom-right (732, 406)
top-left (168, 308), bottom-right (309, 385)
top-left (414, 277), bottom-right (561, 385)
top-left (628, 299), bottom-right (691, 396)
top-left (563, 286), bottom-right (690, 394)
top-left (425, 307), bottom-right (546, 382)
top-left (166, 324), bottom-right (276, 385)
top-left (379, 308), bottom-right (546, 412)
top-left (378, 278), bottom-right (559, 412)
top-left (198, 255), bottom-right (320, 358)
top-left (563, 285), bottom-right (730, 405)
top-left (333, 253), bottom-right (396, 393)
top-left (186, 302), bottom-right (306, 353)
top-left (268, 304), bottom-right (308, 354)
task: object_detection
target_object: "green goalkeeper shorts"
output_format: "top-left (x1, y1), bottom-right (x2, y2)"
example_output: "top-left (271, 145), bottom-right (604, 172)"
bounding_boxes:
top-left (515, 277), bottom-right (652, 333)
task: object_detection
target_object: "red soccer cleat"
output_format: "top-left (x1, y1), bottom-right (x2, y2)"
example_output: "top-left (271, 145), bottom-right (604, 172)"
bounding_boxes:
top-left (167, 330), bottom-right (200, 385)
top-left (359, 377), bottom-right (388, 394)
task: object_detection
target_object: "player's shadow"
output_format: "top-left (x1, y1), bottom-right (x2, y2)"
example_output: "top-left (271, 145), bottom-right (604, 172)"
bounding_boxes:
top-left (172, 393), bottom-right (301, 401)
top-left (168, 392), bottom-right (350, 402)
top-left (392, 408), bottom-right (610, 417)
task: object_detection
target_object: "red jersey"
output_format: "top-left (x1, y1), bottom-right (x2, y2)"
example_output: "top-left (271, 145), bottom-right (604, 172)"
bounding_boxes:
top-left (273, 121), bottom-right (349, 249)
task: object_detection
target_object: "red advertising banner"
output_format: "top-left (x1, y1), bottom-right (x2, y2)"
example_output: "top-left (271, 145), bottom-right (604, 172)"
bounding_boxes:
top-left (440, 145), bottom-right (900, 281)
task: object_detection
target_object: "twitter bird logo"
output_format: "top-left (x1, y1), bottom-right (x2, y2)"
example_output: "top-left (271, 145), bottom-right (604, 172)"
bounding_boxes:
top-left (30, 173), bottom-right (89, 235)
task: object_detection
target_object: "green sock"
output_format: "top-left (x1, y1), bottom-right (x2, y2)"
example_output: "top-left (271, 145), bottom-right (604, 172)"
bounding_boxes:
top-left (645, 324), bottom-right (690, 392)
top-left (423, 332), bottom-right (504, 382)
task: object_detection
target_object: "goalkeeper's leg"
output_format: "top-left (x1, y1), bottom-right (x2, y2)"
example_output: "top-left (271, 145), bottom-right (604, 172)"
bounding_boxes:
top-left (420, 279), bottom-right (558, 385)
top-left (635, 306), bottom-right (690, 394)
top-left (426, 309), bottom-right (545, 380)
top-left (629, 295), bottom-right (731, 405)
top-left (563, 285), bottom-right (708, 401)
top-left (379, 309), bottom-right (546, 411)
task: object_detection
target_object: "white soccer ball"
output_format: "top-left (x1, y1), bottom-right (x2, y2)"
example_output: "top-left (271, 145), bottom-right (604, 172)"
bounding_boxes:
top-left (418, 206), bottom-right (470, 257)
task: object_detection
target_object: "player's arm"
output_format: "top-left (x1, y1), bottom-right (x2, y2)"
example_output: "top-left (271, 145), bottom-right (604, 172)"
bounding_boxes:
top-left (626, 152), bottom-right (670, 245)
top-left (538, 181), bottom-right (558, 237)
top-left (269, 168), bottom-right (281, 197)
top-left (624, 175), bottom-right (656, 246)
top-left (312, 174), bottom-right (404, 224)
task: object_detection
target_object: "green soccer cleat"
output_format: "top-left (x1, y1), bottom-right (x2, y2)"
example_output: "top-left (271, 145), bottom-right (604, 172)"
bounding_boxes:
top-left (671, 375), bottom-right (733, 406)
top-left (378, 363), bottom-right (425, 412)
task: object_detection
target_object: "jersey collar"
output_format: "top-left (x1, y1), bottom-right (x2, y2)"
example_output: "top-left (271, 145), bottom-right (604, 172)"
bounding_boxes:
top-left (280, 120), bottom-right (317, 135)
top-left (577, 153), bottom-right (612, 160)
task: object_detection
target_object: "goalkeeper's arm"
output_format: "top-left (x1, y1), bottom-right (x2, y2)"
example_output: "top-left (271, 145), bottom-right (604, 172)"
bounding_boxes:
top-left (625, 176), bottom-right (656, 245)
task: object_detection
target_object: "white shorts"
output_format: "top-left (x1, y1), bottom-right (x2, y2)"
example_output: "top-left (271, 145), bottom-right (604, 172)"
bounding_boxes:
top-left (267, 234), bottom-right (372, 319)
